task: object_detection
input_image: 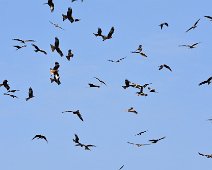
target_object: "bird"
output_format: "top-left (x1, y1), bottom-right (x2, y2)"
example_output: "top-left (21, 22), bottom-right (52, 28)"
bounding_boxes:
top-left (148, 87), bottom-right (158, 93)
top-left (107, 56), bottom-right (127, 63)
top-left (119, 165), bottom-right (124, 170)
top-left (199, 77), bottom-right (212, 86)
top-left (75, 143), bottom-right (96, 150)
top-left (135, 45), bottom-right (143, 52)
top-left (12, 38), bottom-right (35, 44)
top-left (159, 22), bottom-right (168, 29)
top-left (13, 45), bottom-right (27, 50)
top-left (198, 152), bottom-right (212, 158)
top-left (50, 37), bottom-right (63, 57)
top-left (127, 142), bottom-right (151, 147)
top-left (94, 77), bottom-right (107, 86)
top-left (31, 44), bottom-right (47, 55)
top-left (43, 0), bottom-right (54, 12)
top-left (93, 28), bottom-right (103, 37)
top-left (3, 93), bottom-right (18, 99)
top-left (26, 87), bottom-right (34, 101)
top-left (127, 107), bottom-right (138, 114)
top-left (7, 89), bottom-right (20, 93)
top-left (49, 21), bottom-right (64, 30)
top-left (50, 62), bottom-right (60, 79)
top-left (88, 83), bottom-right (100, 88)
top-left (0, 80), bottom-right (10, 91)
top-left (179, 42), bottom-right (200, 49)
top-left (131, 51), bottom-right (148, 57)
top-left (50, 74), bottom-right (61, 85)
top-left (73, 134), bottom-right (80, 143)
top-left (102, 27), bottom-right (115, 41)
top-left (185, 19), bottom-right (200, 32)
top-left (204, 16), bottom-right (212, 21)
top-left (66, 49), bottom-right (74, 61)
top-left (135, 130), bottom-right (148, 136)
top-left (62, 110), bottom-right (83, 121)
top-left (32, 134), bottom-right (48, 143)
top-left (62, 7), bottom-right (80, 23)
top-left (122, 79), bottom-right (131, 89)
top-left (158, 64), bottom-right (172, 72)
top-left (149, 136), bottom-right (166, 143)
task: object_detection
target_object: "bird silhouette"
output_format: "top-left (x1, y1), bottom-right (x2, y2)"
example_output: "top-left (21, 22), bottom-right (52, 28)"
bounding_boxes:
top-left (49, 21), bottom-right (64, 30)
top-left (102, 27), bottom-right (115, 41)
top-left (7, 89), bottom-right (20, 93)
top-left (199, 77), bottom-right (212, 86)
top-left (158, 64), bottom-right (172, 72)
top-left (135, 130), bottom-right (148, 136)
top-left (179, 42), bottom-right (200, 49)
top-left (131, 51), bottom-right (148, 57)
top-left (31, 44), bottom-right (47, 55)
top-left (93, 28), bottom-right (103, 37)
top-left (62, 110), bottom-right (84, 121)
top-left (0, 80), bottom-right (10, 91)
top-left (186, 19), bottom-right (200, 32)
top-left (88, 83), bottom-right (100, 88)
top-left (12, 38), bottom-right (35, 44)
top-left (119, 165), bottom-right (124, 170)
top-left (62, 7), bottom-right (80, 23)
top-left (108, 56), bottom-right (127, 63)
top-left (43, 0), bottom-right (54, 12)
top-left (127, 142), bottom-right (151, 147)
top-left (204, 16), bottom-right (212, 21)
top-left (159, 22), bottom-right (168, 29)
top-left (32, 134), bottom-right (48, 143)
top-left (73, 134), bottom-right (80, 143)
top-left (50, 37), bottom-right (63, 57)
top-left (122, 79), bottom-right (131, 89)
top-left (4, 93), bottom-right (18, 99)
top-left (127, 107), bottom-right (138, 114)
top-left (26, 87), bottom-right (34, 101)
top-left (66, 49), bottom-right (74, 61)
top-left (149, 136), bottom-right (166, 143)
top-left (94, 77), bottom-right (107, 86)
top-left (198, 152), bottom-right (212, 158)
top-left (13, 45), bottom-right (27, 50)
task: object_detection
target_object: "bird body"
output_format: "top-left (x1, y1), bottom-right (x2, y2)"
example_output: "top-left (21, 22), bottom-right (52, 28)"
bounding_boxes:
top-left (26, 87), bottom-right (34, 101)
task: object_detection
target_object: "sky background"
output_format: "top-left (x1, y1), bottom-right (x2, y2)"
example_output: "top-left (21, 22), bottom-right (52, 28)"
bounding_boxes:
top-left (0, 0), bottom-right (212, 169)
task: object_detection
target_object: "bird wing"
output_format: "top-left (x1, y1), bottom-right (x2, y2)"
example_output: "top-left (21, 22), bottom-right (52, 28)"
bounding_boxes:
top-left (55, 37), bottom-right (59, 48)
top-left (194, 19), bottom-right (200, 26)
top-left (204, 16), bottom-right (212, 20)
top-left (107, 27), bottom-right (114, 38)
top-left (164, 64), bottom-right (172, 71)
top-left (185, 26), bottom-right (193, 32)
top-left (31, 44), bottom-right (40, 50)
top-left (77, 113), bottom-right (84, 121)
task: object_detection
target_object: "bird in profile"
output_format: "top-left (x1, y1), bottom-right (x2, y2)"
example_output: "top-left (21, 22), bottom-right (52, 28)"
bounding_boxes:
top-left (0, 80), bottom-right (10, 91)
top-left (4, 93), bottom-right (18, 99)
top-left (7, 89), bottom-right (20, 93)
top-left (199, 77), bottom-right (212, 86)
top-left (32, 134), bottom-right (48, 143)
top-left (31, 44), bottom-right (47, 55)
top-left (88, 83), bottom-right (100, 88)
top-left (49, 21), bottom-right (64, 30)
top-left (122, 79), bottom-right (131, 89)
top-left (66, 49), bottom-right (74, 61)
top-left (107, 56), bottom-right (127, 63)
top-left (26, 87), bottom-right (34, 101)
top-left (158, 64), bottom-right (172, 72)
top-left (179, 42), bottom-right (200, 49)
top-left (13, 45), bottom-right (27, 50)
top-left (186, 19), bottom-right (200, 32)
top-left (135, 130), bottom-right (148, 136)
top-left (127, 107), bottom-right (138, 114)
top-left (94, 77), bottom-right (107, 86)
top-left (12, 38), bottom-right (35, 44)
top-left (159, 22), bottom-right (168, 29)
top-left (198, 152), bottom-right (212, 158)
top-left (62, 110), bottom-right (84, 121)
top-left (62, 7), bottom-right (80, 23)
top-left (93, 28), bottom-right (103, 37)
top-left (204, 16), bottom-right (212, 21)
top-left (73, 134), bottom-right (80, 143)
top-left (50, 37), bottom-right (63, 57)
top-left (127, 142), bottom-right (151, 147)
top-left (102, 27), bottom-right (115, 41)
top-left (149, 136), bottom-right (166, 143)
top-left (43, 0), bottom-right (54, 12)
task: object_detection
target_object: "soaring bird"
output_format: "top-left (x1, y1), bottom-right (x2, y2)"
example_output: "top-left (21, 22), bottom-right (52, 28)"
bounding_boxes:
top-left (135, 130), bottom-right (148, 136)
top-left (127, 107), bottom-right (138, 114)
top-left (107, 56), bottom-right (127, 63)
top-left (32, 134), bottom-right (48, 143)
top-left (179, 42), bottom-right (200, 49)
top-left (75, 143), bottom-right (96, 150)
top-left (12, 38), bottom-right (35, 44)
top-left (131, 51), bottom-right (148, 57)
top-left (13, 45), bottom-right (27, 50)
top-left (49, 21), bottom-right (64, 30)
top-left (186, 19), bottom-right (200, 32)
top-left (94, 77), bottom-right (107, 86)
top-left (66, 49), bottom-right (74, 61)
top-left (62, 7), bottom-right (80, 23)
top-left (88, 83), bottom-right (100, 88)
top-left (0, 80), bottom-right (10, 91)
top-left (93, 28), bottom-right (103, 37)
top-left (198, 152), bottom-right (212, 158)
top-left (44, 0), bottom-right (54, 12)
top-left (26, 87), bottom-right (34, 101)
top-left (158, 64), bottom-right (172, 72)
top-left (149, 136), bottom-right (166, 143)
top-left (199, 77), bottom-right (212, 86)
top-left (50, 37), bottom-right (63, 57)
top-left (204, 16), bottom-right (212, 21)
top-left (102, 27), bottom-right (115, 41)
top-left (4, 93), bottom-right (18, 99)
top-left (159, 22), bottom-right (168, 29)
top-left (127, 142), bottom-right (151, 147)
top-left (31, 44), bottom-right (47, 55)
top-left (148, 87), bottom-right (158, 93)
top-left (50, 62), bottom-right (60, 79)
top-left (62, 110), bottom-right (84, 121)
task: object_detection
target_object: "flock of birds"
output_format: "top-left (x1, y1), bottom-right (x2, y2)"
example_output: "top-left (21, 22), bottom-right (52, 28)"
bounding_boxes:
top-left (2, 1), bottom-right (212, 169)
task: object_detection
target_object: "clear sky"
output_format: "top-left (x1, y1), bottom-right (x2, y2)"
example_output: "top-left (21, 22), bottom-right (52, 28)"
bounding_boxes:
top-left (0, 0), bottom-right (212, 169)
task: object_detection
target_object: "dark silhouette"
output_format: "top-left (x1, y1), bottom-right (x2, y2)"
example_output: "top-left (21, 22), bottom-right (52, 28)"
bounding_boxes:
top-left (31, 44), bottom-right (47, 55)
top-left (73, 134), bottom-right (80, 143)
top-left (66, 49), bottom-right (74, 61)
top-left (159, 22), bottom-right (168, 29)
top-left (44, 0), bottom-right (54, 12)
top-left (49, 21), bottom-right (64, 30)
top-left (149, 136), bottom-right (166, 143)
top-left (4, 93), bottom-right (18, 98)
top-left (102, 27), bottom-right (115, 41)
top-left (204, 16), bottom-right (212, 21)
top-left (88, 83), bottom-right (100, 88)
top-left (198, 152), bottom-right (212, 158)
top-left (50, 37), bottom-right (63, 57)
top-left (13, 45), bottom-right (27, 50)
top-left (7, 89), bottom-right (20, 93)
top-left (186, 19), bottom-right (200, 32)
top-left (122, 79), bottom-right (131, 89)
top-left (199, 77), bottom-right (212, 86)
top-left (127, 107), bottom-right (138, 114)
top-left (0, 80), bottom-right (10, 90)
top-left (93, 28), bottom-right (103, 37)
top-left (62, 7), bottom-right (80, 23)
top-left (62, 110), bottom-right (84, 121)
top-left (32, 134), bottom-right (48, 143)
top-left (179, 42), bottom-right (200, 49)
top-left (26, 87), bottom-right (34, 101)
top-left (158, 64), bottom-right (172, 72)
top-left (135, 130), bottom-right (148, 136)
top-left (119, 165), bottom-right (124, 170)
top-left (127, 142), bottom-right (151, 147)
top-left (12, 38), bottom-right (35, 44)
top-left (108, 56), bottom-right (127, 63)
top-left (94, 77), bottom-right (107, 86)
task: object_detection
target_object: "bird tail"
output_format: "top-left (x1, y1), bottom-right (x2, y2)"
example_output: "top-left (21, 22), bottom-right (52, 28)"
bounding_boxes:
top-left (62, 14), bottom-right (67, 21)
top-left (50, 44), bottom-right (56, 52)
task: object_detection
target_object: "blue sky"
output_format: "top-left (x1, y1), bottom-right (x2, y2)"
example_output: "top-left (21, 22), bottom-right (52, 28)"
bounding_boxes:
top-left (0, 0), bottom-right (212, 169)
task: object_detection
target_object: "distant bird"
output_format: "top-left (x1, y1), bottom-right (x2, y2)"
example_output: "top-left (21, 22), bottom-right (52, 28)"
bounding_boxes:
top-left (186, 19), bottom-right (200, 32)
top-left (66, 49), bottom-right (74, 61)
top-left (94, 77), bottom-right (107, 86)
top-left (62, 110), bottom-right (84, 121)
top-left (179, 42), bottom-right (200, 49)
top-left (26, 87), bottom-right (34, 101)
top-left (50, 37), bottom-right (63, 57)
top-left (88, 83), bottom-right (100, 88)
top-left (32, 134), bottom-right (48, 143)
top-left (198, 152), bottom-right (212, 158)
top-left (31, 44), bottom-right (47, 55)
top-left (127, 142), bottom-right (151, 147)
top-left (52, 62), bottom-right (60, 71)
top-left (50, 62), bottom-right (60, 79)
top-left (7, 89), bottom-right (20, 93)
top-left (131, 51), bottom-right (148, 57)
top-left (93, 28), bottom-right (103, 37)
top-left (158, 64), bottom-right (172, 72)
top-left (62, 7), bottom-right (80, 23)
top-left (122, 79), bottom-right (131, 89)
top-left (0, 80), bottom-right (10, 90)
top-left (119, 165), bottom-right (124, 170)
top-left (148, 87), bottom-right (158, 93)
top-left (149, 136), bottom-right (166, 143)
top-left (49, 21), bottom-right (64, 30)
top-left (102, 27), bottom-right (115, 41)
top-left (75, 143), bottom-right (96, 150)
top-left (204, 16), bottom-right (212, 21)
top-left (12, 38), bottom-right (35, 44)
top-left (73, 134), bottom-right (80, 143)
top-left (4, 93), bottom-right (18, 99)
top-left (50, 74), bottom-right (61, 85)
top-left (44, 0), bottom-right (54, 12)
top-left (199, 77), bottom-right (212, 86)
top-left (159, 22), bottom-right (168, 29)
top-left (135, 130), bottom-right (148, 136)
top-left (13, 45), bottom-right (27, 50)
top-left (127, 107), bottom-right (138, 114)
top-left (107, 56), bottom-right (127, 63)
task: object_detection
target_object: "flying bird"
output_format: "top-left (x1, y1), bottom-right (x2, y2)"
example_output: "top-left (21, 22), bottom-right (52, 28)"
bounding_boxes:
top-left (93, 28), bottom-right (103, 37)
top-left (186, 19), bottom-right (200, 32)
top-left (179, 42), bottom-right (200, 49)
top-left (199, 77), bottom-right (212, 86)
top-left (148, 87), bottom-right (158, 93)
top-left (75, 143), bottom-right (96, 150)
top-left (12, 38), bottom-right (35, 44)
top-left (131, 51), bottom-right (148, 57)
top-left (127, 107), bottom-right (138, 114)
top-left (13, 45), bottom-right (27, 50)
top-left (204, 16), bottom-right (212, 21)
top-left (135, 130), bottom-right (148, 136)
top-left (62, 7), bottom-right (80, 23)
top-left (158, 64), bottom-right (172, 72)
top-left (149, 136), bottom-right (166, 143)
top-left (127, 142), bottom-right (151, 147)
top-left (94, 77), bottom-right (107, 86)
top-left (7, 89), bottom-right (20, 93)
top-left (50, 37), bottom-right (63, 57)
top-left (31, 44), bottom-right (47, 55)
top-left (198, 152), bottom-right (212, 158)
top-left (4, 93), bottom-right (18, 99)
top-left (73, 134), bottom-right (80, 143)
top-left (102, 27), bottom-right (115, 41)
top-left (66, 49), bottom-right (74, 61)
top-left (62, 110), bottom-right (84, 121)
top-left (26, 87), bottom-right (34, 101)
top-left (107, 56), bottom-right (127, 63)
top-left (49, 21), bottom-right (64, 30)
top-left (122, 79), bottom-right (131, 89)
top-left (0, 80), bottom-right (10, 91)
top-left (159, 22), bottom-right (168, 29)
top-left (43, 0), bottom-right (54, 12)
top-left (32, 134), bottom-right (48, 143)
top-left (88, 83), bottom-right (100, 88)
